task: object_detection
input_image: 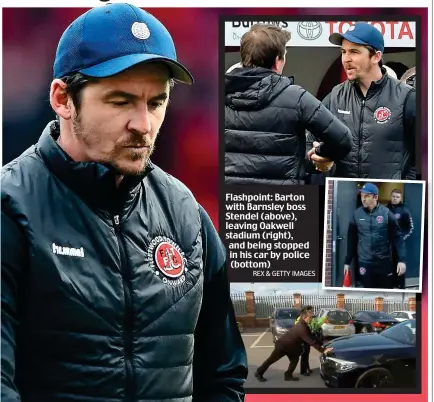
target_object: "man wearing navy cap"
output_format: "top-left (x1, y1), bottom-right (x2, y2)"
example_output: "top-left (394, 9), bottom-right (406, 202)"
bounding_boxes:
top-left (307, 22), bottom-right (416, 180)
top-left (343, 183), bottom-right (406, 289)
top-left (1, 4), bottom-right (247, 402)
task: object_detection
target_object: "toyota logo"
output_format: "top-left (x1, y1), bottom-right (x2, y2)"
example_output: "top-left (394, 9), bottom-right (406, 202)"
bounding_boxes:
top-left (297, 21), bottom-right (323, 40)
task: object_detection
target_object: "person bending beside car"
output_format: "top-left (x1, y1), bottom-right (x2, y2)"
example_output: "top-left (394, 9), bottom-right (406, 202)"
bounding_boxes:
top-left (254, 308), bottom-right (332, 382)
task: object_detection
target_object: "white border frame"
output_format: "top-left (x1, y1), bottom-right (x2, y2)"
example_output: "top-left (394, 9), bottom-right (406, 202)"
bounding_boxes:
top-left (322, 177), bottom-right (426, 294)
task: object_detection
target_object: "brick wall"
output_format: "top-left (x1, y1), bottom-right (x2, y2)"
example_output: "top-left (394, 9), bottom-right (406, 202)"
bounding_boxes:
top-left (324, 180), bottom-right (334, 286)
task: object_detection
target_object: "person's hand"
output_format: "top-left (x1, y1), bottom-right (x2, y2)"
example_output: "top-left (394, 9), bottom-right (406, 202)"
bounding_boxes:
top-left (344, 264), bottom-right (350, 276)
top-left (307, 142), bottom-right (334, 172)
top-left (397, 262), bottom-right (406, 276)
top-left (323, 347), bottom-right (333, 355)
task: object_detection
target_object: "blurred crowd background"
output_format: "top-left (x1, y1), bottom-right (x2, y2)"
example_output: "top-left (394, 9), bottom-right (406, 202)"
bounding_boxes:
top-left (2, 7), bottom-right (429, 229)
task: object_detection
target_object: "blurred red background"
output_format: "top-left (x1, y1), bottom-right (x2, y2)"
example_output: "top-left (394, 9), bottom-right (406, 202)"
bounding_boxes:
top-left (3, 7), bottom-right (428, 230)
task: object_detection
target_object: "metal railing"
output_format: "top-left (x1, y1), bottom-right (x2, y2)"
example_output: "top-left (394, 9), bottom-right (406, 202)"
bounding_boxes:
top-left (231, 294), bottom-right (411, 318)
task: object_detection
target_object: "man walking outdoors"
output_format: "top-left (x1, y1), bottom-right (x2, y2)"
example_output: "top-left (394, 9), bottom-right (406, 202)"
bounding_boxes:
top-left (254, 308), bottom-right (332, 382)
top-left (1, 4), bottom-right (247, 402)
top-left (308, 22), bottom-right (416, 180)
top-left (387, 189), bottom-right (414, 288)
top-left (344, 183), bottom-right (406, 289)
top-left (225, 23), bottom-right (352, 185)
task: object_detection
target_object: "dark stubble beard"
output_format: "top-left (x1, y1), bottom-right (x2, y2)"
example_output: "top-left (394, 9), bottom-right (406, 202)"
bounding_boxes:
top-left (72, 115), bottom-right (157, 176)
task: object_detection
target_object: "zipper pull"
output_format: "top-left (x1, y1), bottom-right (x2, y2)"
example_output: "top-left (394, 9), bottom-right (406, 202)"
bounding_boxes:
top-left (113, 215), bottom-right (120, 231)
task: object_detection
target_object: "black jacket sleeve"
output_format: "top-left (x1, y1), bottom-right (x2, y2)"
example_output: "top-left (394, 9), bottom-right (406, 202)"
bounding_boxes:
top-left (306, 93), bottom-right (332, 151)
top-left (388, 210), bottom-right (406, 263)
top-left (305, 93), bottom-right (337, 177)
top-left (401, 207), bottom-right (414, 240)
top-left (298, 90), bottom-right (352, 162)
top-left (344, 215), bottom-right (358, 265)
top-left (1, 211), bottom-right (26, 401)
top-left (403, 89), bottom-right (416, 180)
top-left (299, 324), bottom-right (324, 352)
top-left (192, 205), bottom-right (247, 402)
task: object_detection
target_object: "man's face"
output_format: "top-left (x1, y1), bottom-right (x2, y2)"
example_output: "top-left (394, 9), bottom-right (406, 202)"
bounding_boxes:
top-left (69, 63), bottom-right (170, 176)
top-left (304, 311), bottom-right (313, 323)
top-left (361, 192), bottom-right (378, 209)
top-left (340, 39), bottom-right (380, 82)
top-left (391, 192), bottom-right (402, 205)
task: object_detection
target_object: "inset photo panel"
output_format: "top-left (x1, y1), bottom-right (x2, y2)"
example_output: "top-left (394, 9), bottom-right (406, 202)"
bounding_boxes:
top-left (231, 283), bottom-right (419, 390)
top-left (322, 178), bottom-right (425, 293)
top-left (222, 19), bottom-right (419, 187)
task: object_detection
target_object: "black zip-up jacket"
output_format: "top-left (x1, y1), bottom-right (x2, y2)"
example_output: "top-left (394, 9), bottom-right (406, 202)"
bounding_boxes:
top-left (387, 202), bottom-right (414, 240)
top-left (345, 203), bottom-right (406, 266)
top-left (1, 122), bottom-right (247, 402)
top-left (307, 70), bottom-right (416, 179)
top-left (276, 320), bottom-right (324, 356)
top-left (225, 67), bottom-right (352, 185)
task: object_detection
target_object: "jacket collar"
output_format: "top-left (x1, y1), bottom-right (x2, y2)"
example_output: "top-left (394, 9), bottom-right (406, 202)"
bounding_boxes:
top-left (363, 202), bottom-right (380, 214)
top-left (352, 67), bottom-right (389, 99)
top-left (36, 121), bottom-right (154, 214)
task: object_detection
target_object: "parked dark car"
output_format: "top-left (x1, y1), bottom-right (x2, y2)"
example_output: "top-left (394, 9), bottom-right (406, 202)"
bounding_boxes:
top-left (269, 307), bottom-right (300, 342)
top-left (320, 319), bottom-right (416, 388)
top-left (352, 311), bottom-right (399, 333)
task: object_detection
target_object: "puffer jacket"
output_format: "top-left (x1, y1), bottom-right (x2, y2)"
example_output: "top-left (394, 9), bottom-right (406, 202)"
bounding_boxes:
top-left (307, 70), bottom-right (416, 179)
top-left (345, 203), bottom-right (406, 266)
top-left (225, 67), bottom-right (352, 185)
top-left (1, 121), bottom-right (247, 402)
top-left (387, 202), bottom-right (414, 240)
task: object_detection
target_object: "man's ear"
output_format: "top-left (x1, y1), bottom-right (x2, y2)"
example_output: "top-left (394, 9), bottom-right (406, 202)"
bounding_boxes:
top-left (374, 51), bottom-right (383, 65)
top-left (50, 79), bottom-right (72, 120)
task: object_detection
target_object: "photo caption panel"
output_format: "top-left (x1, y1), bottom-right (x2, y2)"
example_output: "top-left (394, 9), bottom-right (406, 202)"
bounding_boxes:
top-left (222, 186), bottom-right (319, 282)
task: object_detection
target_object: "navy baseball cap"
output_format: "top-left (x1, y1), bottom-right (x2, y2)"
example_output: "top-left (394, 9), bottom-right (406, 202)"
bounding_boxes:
top-left (53, 3), bottom-right (193, 84)
top-left (329, 22), bottom-right (385, 53)
top-left (359, 183), bottom-right (379, 195)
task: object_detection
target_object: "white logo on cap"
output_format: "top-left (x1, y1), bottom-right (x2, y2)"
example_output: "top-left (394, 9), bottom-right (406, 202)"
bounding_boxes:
top-left (347, 25), bottom-right (355, 32)
top-left (131, 22), bottom-right (150, 40)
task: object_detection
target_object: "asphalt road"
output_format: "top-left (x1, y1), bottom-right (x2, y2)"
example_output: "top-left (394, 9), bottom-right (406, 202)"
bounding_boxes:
top-left (241, 328), bottom-right (327, 389)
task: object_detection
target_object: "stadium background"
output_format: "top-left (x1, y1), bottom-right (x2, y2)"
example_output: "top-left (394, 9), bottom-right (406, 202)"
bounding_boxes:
top-left (2, 6), bottom-right (429, 402)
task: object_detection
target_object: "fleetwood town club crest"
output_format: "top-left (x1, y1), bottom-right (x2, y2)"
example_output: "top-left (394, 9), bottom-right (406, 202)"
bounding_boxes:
top-left (376, 216), bottom-right (384, 223)
top-left (374, 107), bottom-right (391, 124)
top-left (359, 267), bottom-right (366, 276)
top-left (148, 236), bottom-right (187, 286)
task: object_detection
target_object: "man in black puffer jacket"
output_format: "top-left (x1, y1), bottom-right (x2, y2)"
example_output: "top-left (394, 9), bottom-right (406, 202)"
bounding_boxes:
top-left (307, 23), bottom-right (416, 180)
top-left (225, 24), bottom-right (352, 185)
top-left (1, 5), bottom-right (247, 402)
top-left (387, 188), bottom-right (414, 289)
top-left (343, 183), bottom-right (406, 289)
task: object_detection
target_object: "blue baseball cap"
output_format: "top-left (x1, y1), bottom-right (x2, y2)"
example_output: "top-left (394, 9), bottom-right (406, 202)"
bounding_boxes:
top-left (359, 183), bottom-right (379, 195)
top-left (53, 3), bottom-right (193, 84)
top-left (329, 22), bottom-right (385, 53)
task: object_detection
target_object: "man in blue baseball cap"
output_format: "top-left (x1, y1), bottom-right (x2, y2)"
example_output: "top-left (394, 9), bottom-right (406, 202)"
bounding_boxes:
top-left (342, 183), bottom-right (406, 289)
top-left (307, 22), bottom-right (416, 181)
top-left (1, 4), bottom-right (247, 402)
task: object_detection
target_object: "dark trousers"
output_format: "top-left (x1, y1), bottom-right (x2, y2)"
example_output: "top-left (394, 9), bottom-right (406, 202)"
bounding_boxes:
top-left (392, 251), bottom-right (406, 289)
top-left (358, 260), bottom-right (394, 289)
top-left (256, 345), bottom-right (299, 379)
top-left (300, 342), bottom-right (311, 373)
